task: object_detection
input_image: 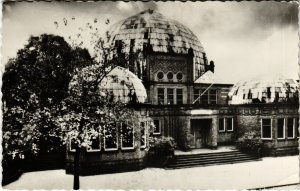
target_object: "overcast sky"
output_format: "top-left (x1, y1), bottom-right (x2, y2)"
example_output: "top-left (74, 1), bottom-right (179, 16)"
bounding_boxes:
top-left (2, 1), bottom-right (299, 83)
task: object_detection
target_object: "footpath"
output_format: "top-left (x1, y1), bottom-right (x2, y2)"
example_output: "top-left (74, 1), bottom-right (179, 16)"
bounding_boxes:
top-left (3, 156), bottom-right (299, 190)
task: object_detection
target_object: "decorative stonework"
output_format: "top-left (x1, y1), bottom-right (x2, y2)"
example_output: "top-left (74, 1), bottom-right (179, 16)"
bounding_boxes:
top-left (150, 55), bottom-right (186, 74)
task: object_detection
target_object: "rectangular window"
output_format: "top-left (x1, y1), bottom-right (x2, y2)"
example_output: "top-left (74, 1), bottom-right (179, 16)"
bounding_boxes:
top-left (70, 138), bottom-right (77, 152)
top-left (261, 119), bottom-right (272, 139)
top-left (157, 88), bottom-right (164, 105)
top-left (226, 118), bottom-right (233, 131)
top-left (277, 118), bottom-right (285, 139)
top-left (193, 89), bottom-right (200, 104)
top-left (287, 118), bottom-right (295, 139)
top-left (201, 90), bottom-right (209, 104)
top-left (121, 123), bottom-right (134, 149)
top-left (210, 89), bottom-right (217, 104)
top-left (219, 118), bottom-right (225, 132)
top-left (71, 136), bottom-right (100, 152)
top-left (104, 124), bottom-right (118, 150)
top-left (176, 89), bottom-right (183, 105)
top-left (140, 122), bottom-right (146, 148)
top-left (167, 88), bottom-right (174, 105)
top-left (296, 118), bottom-right (299, 138)
top-left (89, 134), bottom-right (100, 151)
top-left (153, 119), bottom-right (161, 135)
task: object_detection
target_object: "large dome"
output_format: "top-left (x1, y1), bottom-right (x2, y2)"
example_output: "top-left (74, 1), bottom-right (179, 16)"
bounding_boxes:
top-left (228, 78), bottom-right (299, 105)
top-left (106, 9), bottom-right (207, 76)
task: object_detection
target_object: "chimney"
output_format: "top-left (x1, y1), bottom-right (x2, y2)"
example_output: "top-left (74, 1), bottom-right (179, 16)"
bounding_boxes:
top-left (203, 53), bottom-right (209, 72)
top-left (209, 61), bottom-right (215, 73)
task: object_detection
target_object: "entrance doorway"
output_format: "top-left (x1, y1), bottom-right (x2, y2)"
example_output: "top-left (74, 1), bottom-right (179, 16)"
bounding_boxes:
top-left (191, 119), bottom-right (211, 148)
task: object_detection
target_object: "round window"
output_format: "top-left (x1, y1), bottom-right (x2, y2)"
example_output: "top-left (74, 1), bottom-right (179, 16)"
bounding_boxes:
top-left (157, 72), bottom-right (164, 80)
top-left (167, 72), bottom-right (173, 80)
top-left (177, 72), bottom-right (183, 80)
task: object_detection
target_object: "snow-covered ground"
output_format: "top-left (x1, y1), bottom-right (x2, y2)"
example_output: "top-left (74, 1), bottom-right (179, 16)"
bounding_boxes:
top-left (175, 146), bottom-right (236, 155)
top-left (3, 156), bottom-right (299, 190)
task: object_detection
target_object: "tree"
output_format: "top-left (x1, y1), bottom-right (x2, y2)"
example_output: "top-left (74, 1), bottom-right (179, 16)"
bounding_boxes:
top-left (3, 34), bottom-right (92, 108)
top-left (2, 34), bottom-right (93, 177)
top-left (53, 17), bottom-right (144, 189)
top-left (3, 16), bottom-right (144, 188)
top-left (57, 64), bottom-right (141, 189)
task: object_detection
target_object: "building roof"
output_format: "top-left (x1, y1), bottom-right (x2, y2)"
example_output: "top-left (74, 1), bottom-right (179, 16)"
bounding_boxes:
top-left (106, 9), bottom-right (207, 77)
top-left (100, 66), bottom-right (147, 103)
top-left (194, 70), bottom-right (229, 84)
top-left (228, 78), bottom-right (299, 105)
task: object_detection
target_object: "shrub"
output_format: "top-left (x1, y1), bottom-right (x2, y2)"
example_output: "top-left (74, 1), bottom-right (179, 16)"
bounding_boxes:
top-left (148, 136), bottom-right (176, 156)
top-left (236, 132), bottom-right (263, 156)
top-left (147, 136), bottom-right (176, 167)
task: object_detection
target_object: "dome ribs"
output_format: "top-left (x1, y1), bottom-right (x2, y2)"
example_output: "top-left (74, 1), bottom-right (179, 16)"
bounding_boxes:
top-left (228, 79), bottom-right (299, 105)
top-left (105, 9), bottom-right (207, 79)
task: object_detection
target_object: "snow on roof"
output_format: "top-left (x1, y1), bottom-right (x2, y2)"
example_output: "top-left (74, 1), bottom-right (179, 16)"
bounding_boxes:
top-left (194, 70), bottom-right (227, 84)
top-left (107, 9), bottom-right (207, 78)
top-left (228, 78), bottom-right (298, 105)
top-left (100, 66), bottom-right (147, 103)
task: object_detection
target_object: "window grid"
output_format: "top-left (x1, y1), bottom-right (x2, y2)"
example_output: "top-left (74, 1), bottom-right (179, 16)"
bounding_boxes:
top-left (153, 119), bottom-right (161, 135)
top-left (176, 89), bottom-right (183, 105)
top-left (210, 89), bottom-right (217, 104)
top-left (157, 88), bottom-right (164, 105)
top-left (277, 118), bottom-right (285, 140)
top-left (88, 133), bottom-right (101, 152)
top-left (219, 118), bottom-right (225, 132)
top-left (194, 89), bottom-right (201, 104)
top-left (167, 88), bottom-right (174, 105)
top-left (121, 123), bottom-right (134, 150)
top-left (70, 138), bottom-right (77, 152)
top-left (158, 87), bottom-right (185, 105)
top-left (104, 125), bottom-right (118, 151)
top-left (140, 121), bottom-right (147, 148)
top-left (287, 118), bottom-right (295, 139)
top-left (261, 118), bottom-right (272, 140)
top-left (296, 118), bottom-right (299, 138)
top-left (194, 89), bottom-right (217, 105)
top-left (201, 90), bottom-right (209, 104)
top-left (226, 118), bottom-right (234, 131)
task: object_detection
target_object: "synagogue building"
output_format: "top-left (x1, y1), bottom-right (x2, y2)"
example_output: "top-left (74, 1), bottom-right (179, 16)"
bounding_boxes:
top-left (66, 9), bottom-right (299, 174)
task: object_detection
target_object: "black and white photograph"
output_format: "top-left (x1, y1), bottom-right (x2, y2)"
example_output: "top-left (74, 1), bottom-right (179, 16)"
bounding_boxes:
top-left (1, 1), bottom-right (299, 189)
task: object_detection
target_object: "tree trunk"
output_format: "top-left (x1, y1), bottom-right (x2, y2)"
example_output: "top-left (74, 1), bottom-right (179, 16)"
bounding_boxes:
top-left (73, 146), bottom-right (80, 190)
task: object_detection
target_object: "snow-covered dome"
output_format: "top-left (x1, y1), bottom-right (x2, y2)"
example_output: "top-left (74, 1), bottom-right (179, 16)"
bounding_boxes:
top-left (100, 66), bottom-right (147, 103)
top-left (106, 9), bottom-right (207, 79)
top-left (228, 78), bottom-right (299, 105)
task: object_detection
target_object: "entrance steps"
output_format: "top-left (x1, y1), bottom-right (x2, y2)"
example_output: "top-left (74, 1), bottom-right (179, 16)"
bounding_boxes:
top-left (166, 150), bottom-right (261, 169)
